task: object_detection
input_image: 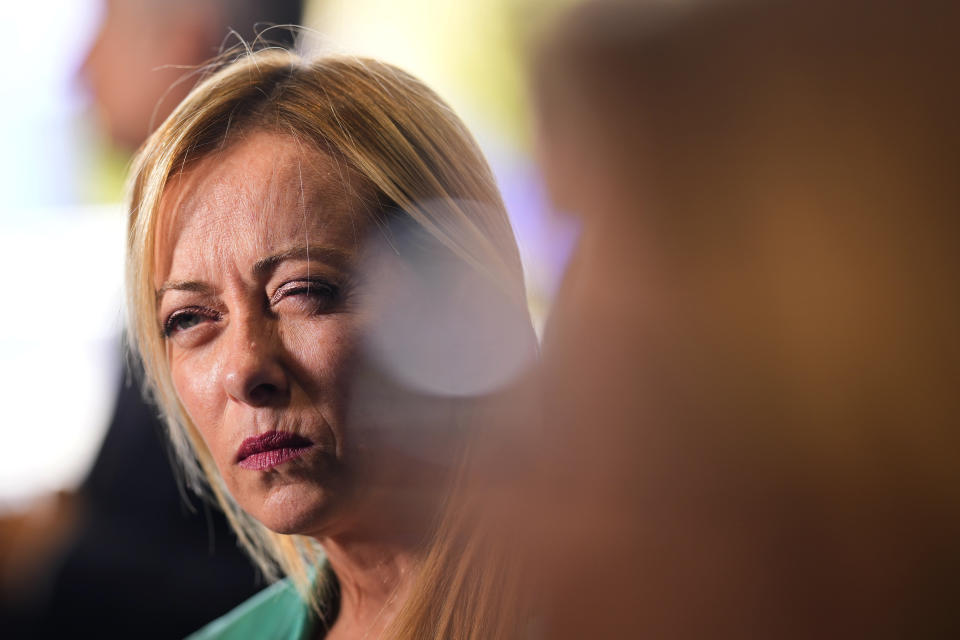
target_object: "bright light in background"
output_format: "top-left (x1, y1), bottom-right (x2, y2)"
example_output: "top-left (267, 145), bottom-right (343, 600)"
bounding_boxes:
top-left (0, 0), bottom-right (101, 210)
top-left (0, 0), bottom-right (116, 508)
top-left (0, 206), bottom-right (125, 508)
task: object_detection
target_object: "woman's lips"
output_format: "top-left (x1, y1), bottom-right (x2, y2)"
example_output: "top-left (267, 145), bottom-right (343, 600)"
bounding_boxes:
top-left (235, 431), bottom-right (314, 471)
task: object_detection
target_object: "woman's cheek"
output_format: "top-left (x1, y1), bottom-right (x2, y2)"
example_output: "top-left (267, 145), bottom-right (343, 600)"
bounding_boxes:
top-left (171, 349), bottom-right (228, 455)
top-left (283, 316), bottom-right (360, 391)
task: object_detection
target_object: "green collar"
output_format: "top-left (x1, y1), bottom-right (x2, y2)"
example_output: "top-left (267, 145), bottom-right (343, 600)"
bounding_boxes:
top-left (186, 565), bottom-right (339, 640)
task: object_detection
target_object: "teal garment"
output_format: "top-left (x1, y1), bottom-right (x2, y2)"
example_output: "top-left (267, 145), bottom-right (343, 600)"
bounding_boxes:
top-left (185, 579), bottom-right (319, 640)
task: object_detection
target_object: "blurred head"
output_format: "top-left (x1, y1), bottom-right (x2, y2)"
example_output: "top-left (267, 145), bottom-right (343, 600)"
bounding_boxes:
top-left (82, 0), bottom-right (303, 150)
top-left (126, 49), bottom-right (535, 618)
top-left (534, 0), bottom-right (960, 637)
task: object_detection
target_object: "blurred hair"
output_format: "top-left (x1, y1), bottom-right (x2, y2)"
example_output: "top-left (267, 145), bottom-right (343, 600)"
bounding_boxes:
top-left (125, 48), bottom-right (532, 637)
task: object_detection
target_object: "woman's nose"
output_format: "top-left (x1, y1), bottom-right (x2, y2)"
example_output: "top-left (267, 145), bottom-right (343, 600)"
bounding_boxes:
top-left (221, 318), bottom-right (290, 407)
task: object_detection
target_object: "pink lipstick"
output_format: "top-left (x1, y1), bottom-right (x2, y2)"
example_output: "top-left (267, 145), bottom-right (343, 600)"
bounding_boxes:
top-left (235, 431), bottom-right (314, 471)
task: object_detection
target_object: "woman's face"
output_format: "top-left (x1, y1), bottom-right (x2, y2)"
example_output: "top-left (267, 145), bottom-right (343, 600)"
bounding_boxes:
top-left (155, 131), bottom-right (378, 537)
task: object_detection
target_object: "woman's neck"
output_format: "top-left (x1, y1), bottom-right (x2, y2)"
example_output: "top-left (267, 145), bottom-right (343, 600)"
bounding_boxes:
top-left (320, 534), bottom-right (420, 639)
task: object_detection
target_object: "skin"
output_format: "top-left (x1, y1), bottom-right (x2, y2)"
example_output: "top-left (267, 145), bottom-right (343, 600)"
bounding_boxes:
top-left (154, 130), bottom-right (424, 638)
top-left (81, 0), bottom-right (219, 150)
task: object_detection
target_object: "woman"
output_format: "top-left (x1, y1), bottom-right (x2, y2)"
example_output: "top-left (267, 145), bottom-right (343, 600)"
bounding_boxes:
top-left (126, 48), bottom-right (536, 639)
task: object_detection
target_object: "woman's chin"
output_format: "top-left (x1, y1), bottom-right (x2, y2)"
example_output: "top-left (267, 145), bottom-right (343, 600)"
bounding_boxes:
top-left (246, 484), bottom-right (343, 537)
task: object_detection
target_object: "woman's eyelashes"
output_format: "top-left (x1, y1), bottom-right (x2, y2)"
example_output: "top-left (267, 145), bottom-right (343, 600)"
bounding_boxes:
top-left (270, 278), bottom-right (342, 315)
top-left (163, 306), bottom-right (222, 338)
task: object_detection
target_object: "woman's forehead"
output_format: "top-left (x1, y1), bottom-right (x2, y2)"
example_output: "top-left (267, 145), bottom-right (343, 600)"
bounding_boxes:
top-left (154, 131), bottom-right (370, 276)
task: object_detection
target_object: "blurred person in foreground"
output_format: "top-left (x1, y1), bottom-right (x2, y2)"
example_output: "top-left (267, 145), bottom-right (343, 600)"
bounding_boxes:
top-left (532, 0), bottom-right (960, 637)
top-left (124, 48), bottom-right (537, 639)
top-left (0, 2), bottom-right (303, 638)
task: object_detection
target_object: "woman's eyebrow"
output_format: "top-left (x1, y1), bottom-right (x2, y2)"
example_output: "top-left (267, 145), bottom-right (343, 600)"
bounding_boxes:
top-left (155, 247), bottom-right (351, 301)
top-left (156, 280), bottom-right (213, 302)
top-left (252, 245), bottom-right (351, 276)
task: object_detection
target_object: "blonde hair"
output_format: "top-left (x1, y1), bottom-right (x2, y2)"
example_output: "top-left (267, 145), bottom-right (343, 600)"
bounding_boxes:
top-left (126, 48), bottom-right (532, 637)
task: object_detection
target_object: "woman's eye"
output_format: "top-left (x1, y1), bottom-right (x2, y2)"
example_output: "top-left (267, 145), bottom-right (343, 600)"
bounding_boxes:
top-left (163, 308), bottom-right (219, 337)
top-left (271, 279), bottom-right (341, 314)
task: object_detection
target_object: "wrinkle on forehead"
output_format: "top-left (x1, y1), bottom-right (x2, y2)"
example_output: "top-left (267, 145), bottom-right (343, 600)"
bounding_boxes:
top-left (154, 130), bottom-right (372, 285)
